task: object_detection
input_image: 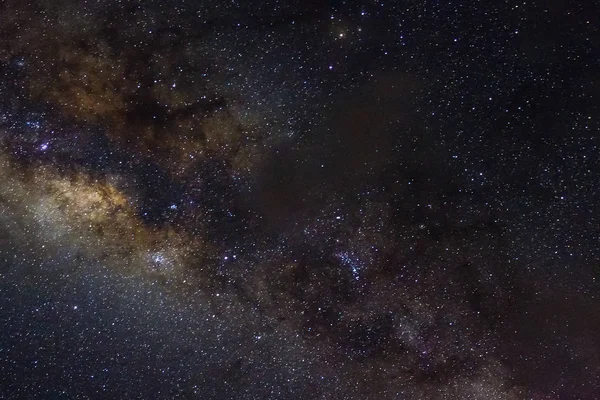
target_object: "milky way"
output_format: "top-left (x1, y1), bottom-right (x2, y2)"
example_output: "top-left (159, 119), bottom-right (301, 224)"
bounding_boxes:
top-left (1, 1), bottom-right (599, 399)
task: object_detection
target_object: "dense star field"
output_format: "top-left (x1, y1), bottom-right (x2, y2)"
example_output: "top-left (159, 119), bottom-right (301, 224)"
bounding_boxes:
top-left (0, 0), bottom-right (599, 398)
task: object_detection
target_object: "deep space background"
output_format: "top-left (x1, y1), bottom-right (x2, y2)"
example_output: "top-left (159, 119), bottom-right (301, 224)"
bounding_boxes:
top-left (0, 0), bottom-right (599, 398)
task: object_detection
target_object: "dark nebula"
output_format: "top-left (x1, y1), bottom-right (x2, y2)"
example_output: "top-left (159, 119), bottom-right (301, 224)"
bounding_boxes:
top-left (0, 0), bottom-right (599, 399)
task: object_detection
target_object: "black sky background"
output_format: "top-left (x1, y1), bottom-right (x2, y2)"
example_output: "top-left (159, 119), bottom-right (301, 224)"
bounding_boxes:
top-left (1, 0), bottom-right (599, 399)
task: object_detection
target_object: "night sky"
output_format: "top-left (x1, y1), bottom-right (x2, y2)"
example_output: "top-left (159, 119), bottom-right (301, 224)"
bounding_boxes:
top-left (0, 0), bottom-right (599, 399)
